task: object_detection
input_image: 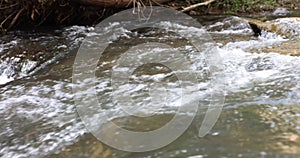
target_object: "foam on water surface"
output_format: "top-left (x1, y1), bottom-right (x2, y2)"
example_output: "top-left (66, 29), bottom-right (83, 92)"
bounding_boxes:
top-left (0, 17), bottom-right (300, 157)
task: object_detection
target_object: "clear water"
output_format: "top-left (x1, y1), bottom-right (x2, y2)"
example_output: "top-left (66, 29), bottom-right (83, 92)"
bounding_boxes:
top-left (0, 16), bottom-right (299, 158)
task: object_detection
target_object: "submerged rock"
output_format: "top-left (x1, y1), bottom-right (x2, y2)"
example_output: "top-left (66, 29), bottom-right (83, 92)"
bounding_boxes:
top-left (0, 26), bottom-right (89, 85)
top-left (206, 16), bottom-right (250, 32)
top-left (249, 18), bottom-right (300, 39)
top-left (245, 56), bottom-right (275, 72)
top-left (260, 41), bottom-right (300, 56)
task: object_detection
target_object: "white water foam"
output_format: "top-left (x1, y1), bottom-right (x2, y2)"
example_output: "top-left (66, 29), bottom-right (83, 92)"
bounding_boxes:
top-left (1, 18), bottom-right (300, 157)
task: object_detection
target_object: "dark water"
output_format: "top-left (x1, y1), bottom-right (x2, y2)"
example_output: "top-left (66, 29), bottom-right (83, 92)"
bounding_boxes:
top-left (0, 15), bottom-right (299, 158)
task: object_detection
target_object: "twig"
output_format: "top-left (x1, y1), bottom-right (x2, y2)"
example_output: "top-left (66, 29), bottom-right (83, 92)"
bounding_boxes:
top-left (181, 0), bottom-right (216, 12)
top-left (0, 10), bottom-right (17, 31)
top-left (38, 9), bottom-right (53, 26)
top-left (8, 8), bottom-right (24, 30)
top-left (146, 0), bottom-right (153, 21)
top-left (0, 3), bottom-right (18, 10)
top-left (126, 0), bottom-right (134, 7)
top-left (60, 12), bottom-right (73, 23)
top-left (0, 0), bottom-right (3, 9)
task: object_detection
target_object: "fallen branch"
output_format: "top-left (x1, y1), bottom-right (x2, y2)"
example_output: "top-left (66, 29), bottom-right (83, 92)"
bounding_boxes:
top-left (181, 0), bottom-right (216, 12)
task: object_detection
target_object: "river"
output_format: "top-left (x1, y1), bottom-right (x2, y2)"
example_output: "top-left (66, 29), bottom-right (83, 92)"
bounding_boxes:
top-left (0, 14), bottom-right (299, 158)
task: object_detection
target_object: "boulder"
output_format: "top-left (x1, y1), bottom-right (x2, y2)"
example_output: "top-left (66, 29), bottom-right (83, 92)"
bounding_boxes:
top-left (249, 18), bottom-right (300, 39)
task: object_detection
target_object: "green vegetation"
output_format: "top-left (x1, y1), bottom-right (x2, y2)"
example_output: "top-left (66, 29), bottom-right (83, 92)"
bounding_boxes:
top-left (221, 0), bottom-right (275, 12)
top-left (0, 0), bottom-right (299, 31)
top-left (185, 0), bottom-right (298, 14)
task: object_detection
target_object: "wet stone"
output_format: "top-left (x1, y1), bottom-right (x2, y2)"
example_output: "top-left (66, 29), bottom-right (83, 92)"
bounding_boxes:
top-left (249, 17), bottom-right (300, 39)
top-left (245, 56), bottom-right (275, 72)
top-left (272, 8), bottom-right (290, 16)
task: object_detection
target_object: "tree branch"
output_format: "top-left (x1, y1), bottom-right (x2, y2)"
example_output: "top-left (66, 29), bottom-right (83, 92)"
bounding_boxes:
top-left (181, 0), bottom-right (216, 12)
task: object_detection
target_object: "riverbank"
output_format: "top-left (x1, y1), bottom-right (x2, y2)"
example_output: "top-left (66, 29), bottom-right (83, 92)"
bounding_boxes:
top-left (0, 0), bottom-right (299, 32)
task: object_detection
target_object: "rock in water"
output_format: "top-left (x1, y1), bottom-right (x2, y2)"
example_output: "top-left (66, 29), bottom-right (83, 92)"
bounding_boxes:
top-left (249, 18), bottom-right (300, 39)
top-left (249, 22), bottom-right (262, 36)
top-left (272, 7), bottom-right (290, 16)
top-left (245, 57), bottom-right (275, 72)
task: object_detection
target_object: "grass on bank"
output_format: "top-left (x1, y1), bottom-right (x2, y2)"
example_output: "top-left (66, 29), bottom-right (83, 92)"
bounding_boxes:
top-left (0, 0), bottom-right (298, 31)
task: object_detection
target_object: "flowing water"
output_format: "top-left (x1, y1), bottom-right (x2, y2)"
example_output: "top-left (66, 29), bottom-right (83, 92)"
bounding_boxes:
top-left (0, 15), bottom-right (299, 158)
